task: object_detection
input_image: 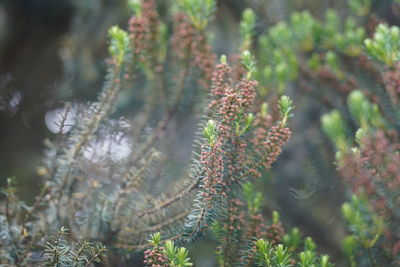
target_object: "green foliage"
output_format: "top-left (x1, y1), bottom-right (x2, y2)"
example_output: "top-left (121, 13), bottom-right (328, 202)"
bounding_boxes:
top-left (145, 233), bottom-right (193, 267)
top-left (128, 0), bottom-right (142, 16)
top-left (319, 9), bottom-right (340, 49)
top-left (322, 11), bottom-right (365, 56)
top-left (260, 102), bottom-right (268, 117)
top-left (254, 237), bottom-right (334, 267)
top-left (342, 235), bottom-right (358, 267)
top-left (321, 88), bottom-right (399, 266)
top-left (257, 22), bottom-right (298, 94)
top-left (365, 24), bottom-right (400, 67)
top-left (321, 110), bottom-right (348, 152)
top-left (341, 195), bottom-right (386, 266)
top-left (319, 255), bottom-right (335, 267)
top-left (304, 237), bottom-right (317, 252)
top-left (251, 3), bottom-right (400, 267)
top-left (342, 195), bottom-right (384, 250)
top-left (241, 50), bottom-right (257, 79)
top-left (336, 18), bottom-right (365, 56)
top-left (307, 53), bottom-right (322, 71)
top-left (211, 183), bottom-right (288, 266)
top-left (145, 231), bottom-right (328, 267)
top-left (240, 8), bottom-right (256, 51)
top-left (298, 250), bottom-right (316, 267)
top-left (283, 228), bottom-right (302, 252)
top-left (347, 90), bottom-right (383, 129)
top-left (243, 182), bottom-right (262, 215)
top-left (290, 11), bottom-right (317, 52)
top-left (164, 241), bottom-right (193, 267)
top-left (348, 90), bottom-right (372, 127)
top-left (256, 7), bottom-right (367, 96)
top-left (149, 232), bottom-right (162, 247)
top-left (267, 22), bottom-right (293, 50)
top-left (203, 119), bottom-right (217, 146)
top-left (237, 113), bottom-right (256, 136)
top-left (325, 51), bottom-right (343, 78)
top-left (179, 0), bottom-right (215, 30)
top-left (349, 0), bottom-right (372, 16)
top-left (255, 240), bottom-right (292, 267)
top-left (278, 95), bottom-right (294, 126)
top-left (323, 90), bottom-right (384, 156)
top-left (108, 26), bottom-right (130, 66)
top-left (219, 54), bottom-right (227, 65)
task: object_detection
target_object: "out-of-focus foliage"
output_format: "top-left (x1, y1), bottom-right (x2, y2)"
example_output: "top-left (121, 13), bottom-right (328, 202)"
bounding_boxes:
top-left (365, 24), bottom-right (400, 67)
top-left (349, 0), bottom-right (372, 16)
top-left (322, 88), bottom-right (400, 265)
top-left (249, 0), bottom-right (400, 265)
top-left (2, 0), bottom-right (400, 266)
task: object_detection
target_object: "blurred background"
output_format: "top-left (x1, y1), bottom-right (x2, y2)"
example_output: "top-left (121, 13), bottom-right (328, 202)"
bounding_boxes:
top-left (0, 0), bottom-right (397, 266)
